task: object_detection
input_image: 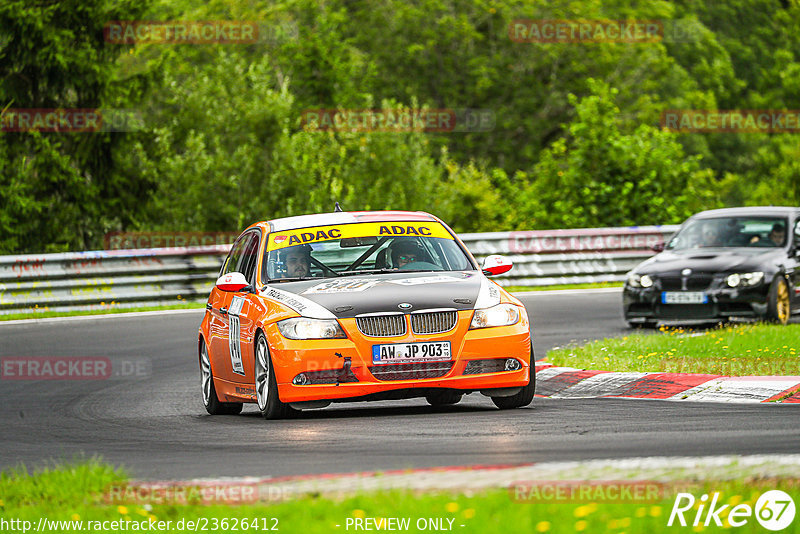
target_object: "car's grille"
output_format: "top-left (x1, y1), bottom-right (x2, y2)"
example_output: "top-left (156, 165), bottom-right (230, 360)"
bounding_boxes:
top-left (463, 359), bottom-right (507, 375)
top-left (356, 314), bottom-right (406, 337)
top-left (659, 304), bottom-right (715, 319)
top-left (411, 311), bottom-right (458, 335)
top-left (659, 275), bottom-right (714, 291)
top-left (368, 362), bottom-right (454, 381)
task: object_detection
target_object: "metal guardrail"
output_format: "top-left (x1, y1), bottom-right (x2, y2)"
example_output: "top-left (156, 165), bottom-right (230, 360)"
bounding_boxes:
top-left (460, 225), bottom-right (679, 287)
top-left (0, 225), bottom-right (679, 315)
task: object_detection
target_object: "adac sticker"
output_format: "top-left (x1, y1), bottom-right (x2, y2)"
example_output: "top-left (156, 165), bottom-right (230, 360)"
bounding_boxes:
top-left (268, 222), bottom-right (452, 250)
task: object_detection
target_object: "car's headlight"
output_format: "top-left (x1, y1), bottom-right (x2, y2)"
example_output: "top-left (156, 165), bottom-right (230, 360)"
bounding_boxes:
top-left (627, 273), bottom-right (653, 288)
top-left (470, 304), bottom-right (520, 329)
top-left (725, 272), bottom-right (764, 288)
top-left (277, 318), bottom-right (346, 339)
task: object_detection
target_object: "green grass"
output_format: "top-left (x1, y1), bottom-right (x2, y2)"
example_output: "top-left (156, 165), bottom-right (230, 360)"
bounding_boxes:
top-left (0, 302), bottom-right (204, 322)
top-left (505, 281), bottom-right (623, 292)
top-left (546, 323), bottom-right (800, 377)
top-left (2, 461), bottom-right (799, 533)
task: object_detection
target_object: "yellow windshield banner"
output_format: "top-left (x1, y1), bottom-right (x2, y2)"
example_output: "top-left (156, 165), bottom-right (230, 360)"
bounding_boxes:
top-left (268, 222), bottom-right (453, 250)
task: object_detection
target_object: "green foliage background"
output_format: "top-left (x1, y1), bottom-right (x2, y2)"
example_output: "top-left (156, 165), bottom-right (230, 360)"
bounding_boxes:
top-left (2, 0), bottom-right (800, 253)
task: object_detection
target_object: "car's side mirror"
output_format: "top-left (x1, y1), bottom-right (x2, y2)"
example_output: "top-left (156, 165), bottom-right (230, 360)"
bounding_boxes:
top-left (215, 272), bottom-right (252, 292)
top-left (651, 242), bottom-right (665, 253)
top-left (482, 254), bottom-right (513, 276)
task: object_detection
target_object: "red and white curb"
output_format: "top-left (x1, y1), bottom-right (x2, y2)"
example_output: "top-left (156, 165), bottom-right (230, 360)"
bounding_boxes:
top-left (533, 362), bottom-right (800, 403)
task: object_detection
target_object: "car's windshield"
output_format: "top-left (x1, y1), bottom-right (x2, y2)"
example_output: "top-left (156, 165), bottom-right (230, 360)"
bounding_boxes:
top-left (667, 216), bottom-right (788, 250)
top-left (262, 222), bottom-right (474, 282)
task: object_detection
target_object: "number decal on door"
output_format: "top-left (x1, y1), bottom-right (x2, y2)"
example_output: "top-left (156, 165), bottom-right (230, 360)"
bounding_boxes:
top-left (228, 296), bottom-right (246, 375)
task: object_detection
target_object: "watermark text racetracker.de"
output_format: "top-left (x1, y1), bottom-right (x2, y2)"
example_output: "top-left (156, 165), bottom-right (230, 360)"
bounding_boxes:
top-left (104, 231), bottom-right (240, 250)
top-left (509, 480), bottom-right (695, 503)
top-left (300, 108), bottom-right (495, 133)
top-left (661, 110), bottom-right (800, 133)
top-left (0, 517), bottom-right (279, 532)
top-left (508, 19), bottom-right (701, 44)
top-left (104, 481), bottom-right (293, 505)
top-left (0, 357), bottom-right (151, 381)
top-left (0, 109), bottom-right (144, 132)
top-left (660, 357), bottom-right (800, 376)
top-left (509, 19), bottom-right (663, 43)
top-left (105, 21), bottom-right (256, 44)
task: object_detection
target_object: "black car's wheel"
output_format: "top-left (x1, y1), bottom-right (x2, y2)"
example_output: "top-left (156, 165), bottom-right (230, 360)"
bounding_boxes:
top-left (425, 390), bottom-right (463, 407)
top-left (492, 350), bottom-right (536, 410)
top-left (254, 333), bottom-right (296, 420)
top-left (200, 341), bottom-right (243, 415)
top-left (767, 276), bottom-right (791, 325)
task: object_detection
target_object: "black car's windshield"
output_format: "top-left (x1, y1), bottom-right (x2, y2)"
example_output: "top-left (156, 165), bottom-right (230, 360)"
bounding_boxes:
top-left (667, 216), bottom-right (788, 250)
top-left (262, 222), bottom-right (474, 282)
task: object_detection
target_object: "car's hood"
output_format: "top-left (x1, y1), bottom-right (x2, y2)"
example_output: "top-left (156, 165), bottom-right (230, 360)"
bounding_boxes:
top-left (261, 271), bottom-right (485, 318)
top-left (635, 248), bottom-right (783, 275)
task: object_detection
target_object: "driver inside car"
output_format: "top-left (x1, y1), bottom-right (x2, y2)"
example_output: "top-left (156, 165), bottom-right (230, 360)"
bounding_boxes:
top-left (391, 240), bottom-right (426, 269)
top-left (280, 245), bottom-right (312, 278)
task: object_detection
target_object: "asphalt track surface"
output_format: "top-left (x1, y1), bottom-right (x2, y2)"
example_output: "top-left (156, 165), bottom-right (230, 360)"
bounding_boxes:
top-left (1, 289), bottom-right (798, 480)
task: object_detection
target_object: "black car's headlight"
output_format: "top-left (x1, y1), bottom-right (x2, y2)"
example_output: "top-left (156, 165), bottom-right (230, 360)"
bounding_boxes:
top-left (627, 273), bottom-right (654, 288)
top-left (470, 304), bottom-right (520, 329)
top-left (277, 318), bottom-right (346, 339)
top-left (725, 272), bottom-right (764, 288)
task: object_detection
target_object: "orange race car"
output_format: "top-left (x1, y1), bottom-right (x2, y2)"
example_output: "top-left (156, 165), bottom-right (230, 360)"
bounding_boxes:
top-left (198, 210), bottom-right (534, 419)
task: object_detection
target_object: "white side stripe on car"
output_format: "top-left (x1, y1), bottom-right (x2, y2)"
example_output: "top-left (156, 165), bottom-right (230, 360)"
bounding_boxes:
top-left (228, 296), bottom-right (246, 375)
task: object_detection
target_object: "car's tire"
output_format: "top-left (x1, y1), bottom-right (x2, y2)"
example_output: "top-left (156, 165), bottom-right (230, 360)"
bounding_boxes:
top-left (492, 349), bottom-right (536, 410)
top-left (200, 340), bottom-right (243, 415)
top-left (254, 333), bottom-right (296, 420)
top-left (425, 390), bottom-right (463, 407)
top-left (767, 276), bottom-right (791, 325)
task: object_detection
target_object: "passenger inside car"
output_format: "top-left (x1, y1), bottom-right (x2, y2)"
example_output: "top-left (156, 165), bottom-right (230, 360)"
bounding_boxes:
top-left (768, 223), bottom-right (786, 246)
top-left (749, 223), bottom-right (786, 247)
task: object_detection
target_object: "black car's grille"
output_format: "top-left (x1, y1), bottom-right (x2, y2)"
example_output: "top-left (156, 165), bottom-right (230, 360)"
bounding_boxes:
top-left (411, 311), bottom-right (458, 335)
top-left (368, 361), bottom-right (454, 381)
top-left (658, 304), bottom-right (715, 319)
top-left (659, 275), bottom-right (714, 291)
top-left (356, 314), bottom-right (407, 337)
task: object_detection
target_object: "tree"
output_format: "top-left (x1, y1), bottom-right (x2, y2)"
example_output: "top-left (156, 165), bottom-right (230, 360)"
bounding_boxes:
top-left (0, 0), bottom-right (152, 253)
top-left (510, 79), bottom-right (719, 229)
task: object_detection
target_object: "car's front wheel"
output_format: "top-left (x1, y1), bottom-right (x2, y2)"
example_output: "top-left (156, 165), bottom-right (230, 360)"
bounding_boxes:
top-left (254, 333), bottom-right (296, 420)
top-left (767, 276), bottom-right (791, 325)
top-left (492, 350), bottom-right (536, 410)
top-left (200, 340), bottom-right (243, 415)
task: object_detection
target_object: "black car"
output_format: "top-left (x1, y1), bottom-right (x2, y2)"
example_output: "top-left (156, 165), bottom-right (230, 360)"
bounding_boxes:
top-left (623, 207), bottom-right (800, 327)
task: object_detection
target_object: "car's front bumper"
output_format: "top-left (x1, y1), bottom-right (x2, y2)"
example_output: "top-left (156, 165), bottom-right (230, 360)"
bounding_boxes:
top-left (623, 282), bottom-right (770, 323)
top-left (265, 311), bottom-right (532, 403)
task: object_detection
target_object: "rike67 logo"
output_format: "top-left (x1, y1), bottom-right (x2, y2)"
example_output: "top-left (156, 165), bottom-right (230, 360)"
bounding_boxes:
top-left (668, 491), bottom-right (795, 531)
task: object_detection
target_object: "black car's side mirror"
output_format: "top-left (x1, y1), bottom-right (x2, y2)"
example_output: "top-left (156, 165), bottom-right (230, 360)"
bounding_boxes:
top-left (651, 242), bottom-right (665, 253)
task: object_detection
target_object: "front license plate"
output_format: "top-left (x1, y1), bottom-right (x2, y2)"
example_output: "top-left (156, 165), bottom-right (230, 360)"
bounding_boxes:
top-left (661, 292), bottom-right (708, 304)
top-left (372, 341), bottom-right (452, 364)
